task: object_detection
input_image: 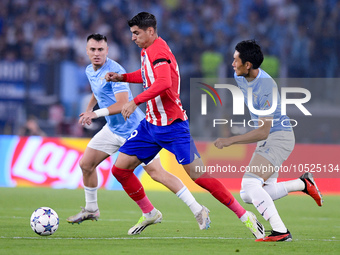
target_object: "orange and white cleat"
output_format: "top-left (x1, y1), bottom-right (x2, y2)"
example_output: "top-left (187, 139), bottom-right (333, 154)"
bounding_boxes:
top-left (300, 172), bottom-right (323, 206)
top-left (256, 230), bottom-right (292, 242)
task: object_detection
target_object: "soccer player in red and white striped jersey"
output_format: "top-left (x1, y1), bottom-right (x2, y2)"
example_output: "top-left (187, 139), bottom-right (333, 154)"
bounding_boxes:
top-left (105, 12), bottom-right (264, 238)
top-left (122, 34), bottom-right (187, 126)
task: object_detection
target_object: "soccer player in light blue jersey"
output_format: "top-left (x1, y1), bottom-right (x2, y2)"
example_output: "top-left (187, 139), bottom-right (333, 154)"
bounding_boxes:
top-left (67, 34), bottom-right (210, 230)
top-left (214, 40), bottom-right (323, 242)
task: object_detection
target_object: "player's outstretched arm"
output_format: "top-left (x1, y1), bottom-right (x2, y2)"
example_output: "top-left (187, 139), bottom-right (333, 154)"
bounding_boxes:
top-left (105, 72), bottom-right (124, 82)
top-left (214, 117), bottom-right (272, 149)
top-left (120, 63), bottom-right (171, 120)
top-left (133, 61), bottom-right (171, 105)
top-left (105, 69), bottom-right (143, 83)
top-left (107, 92), bottom-right (129, 115)
top-left (79, 92), bottom-right (129, 126)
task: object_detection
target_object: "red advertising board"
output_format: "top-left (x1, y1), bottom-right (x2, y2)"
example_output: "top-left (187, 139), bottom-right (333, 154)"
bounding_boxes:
top-left (2, 136), bottom-right (113, 189)
top-left (1, 135), bottom-right (339, 193)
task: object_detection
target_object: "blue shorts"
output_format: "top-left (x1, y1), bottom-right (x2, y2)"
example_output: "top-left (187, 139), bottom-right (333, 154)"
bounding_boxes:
top-left (119, 119), bottom-right (200, 165)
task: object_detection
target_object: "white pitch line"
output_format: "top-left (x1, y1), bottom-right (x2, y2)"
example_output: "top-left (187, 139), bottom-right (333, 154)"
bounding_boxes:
top-left (0, 216), bottom-right (192, 223)
top-left (0, 236), bottom-right (249, 240)
top-left (0, 236), bottom-right (338, 242)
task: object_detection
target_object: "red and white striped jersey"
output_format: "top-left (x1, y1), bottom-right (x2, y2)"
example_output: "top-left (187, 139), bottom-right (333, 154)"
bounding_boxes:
top-left (125, 37), bottom-right (187, 126)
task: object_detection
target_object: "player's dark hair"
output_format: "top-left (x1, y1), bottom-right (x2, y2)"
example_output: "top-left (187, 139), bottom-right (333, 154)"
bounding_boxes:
top-left (235, 40), bottom-right (263, 69)
top-left (87, 33), bottom-right (107, 42)
top-left (128, 12), bottom-right (157, 31)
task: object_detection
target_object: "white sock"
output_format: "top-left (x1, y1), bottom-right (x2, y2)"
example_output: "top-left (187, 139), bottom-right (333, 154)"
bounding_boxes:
top-left (176, 186), bottom-right (202, 215)
top-left (243, 174), bottom-right (288, 233)
top-left (283, 179), bottom-right (305, 193)
top-left (263, 182), bottom-right (288, 201)
top-left (84, 186), bottom-right (98, 212)
top-left (239, 211), bottom-right (250, 222)
top-left (242, 174), bottom-right (280, 220)
top-left (269, 213), bottom-right (287, 233)
top-left (143, 207), bottom-right (157, 218)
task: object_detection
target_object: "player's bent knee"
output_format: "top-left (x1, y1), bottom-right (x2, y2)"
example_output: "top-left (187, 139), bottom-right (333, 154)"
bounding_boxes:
top-left (143, 164), bottom-right (162, 182)
top-left (240, 190), bottom-right (252, 204)
top-left (146, 169), bottom-right (162, 183)
top-left (241, 174), bottom-right (264, 192)
top-left (144, 158), bottom-right (169, 183)
top-left (79, 160), bottom-right (96, 175)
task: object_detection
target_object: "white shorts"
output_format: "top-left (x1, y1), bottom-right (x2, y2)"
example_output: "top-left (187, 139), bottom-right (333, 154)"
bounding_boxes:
top-left (249, 130), bottom-right (295, 181)
top-left (87, 124), bottom-right (159, 166)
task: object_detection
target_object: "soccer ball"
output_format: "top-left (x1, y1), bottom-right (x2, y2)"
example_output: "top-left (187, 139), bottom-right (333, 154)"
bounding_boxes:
top-left (30, 207), bottom-right (59, 236)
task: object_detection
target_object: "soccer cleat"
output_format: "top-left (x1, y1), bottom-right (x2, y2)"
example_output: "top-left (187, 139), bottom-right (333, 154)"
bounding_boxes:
top-left (243, 211), bottom-right (265, 239)
top-left (300, 172), bottom-right (323, 206)
top-left (195, 205), bottom-right (211, 230)
top-left (128, 210), bottom-right (162, 235)
top-left (256, 230), bottom-right (292, 242)
top-left (66, 207), bottom-right (100, 224)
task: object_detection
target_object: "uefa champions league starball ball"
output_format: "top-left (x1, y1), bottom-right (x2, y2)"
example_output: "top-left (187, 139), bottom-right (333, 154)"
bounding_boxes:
top-left (30, 207), bottom-right (59, 236)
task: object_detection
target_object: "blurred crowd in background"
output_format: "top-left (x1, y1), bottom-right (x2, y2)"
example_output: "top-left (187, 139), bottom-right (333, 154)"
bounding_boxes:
top-left (0, 0), bottom-right (339, 143)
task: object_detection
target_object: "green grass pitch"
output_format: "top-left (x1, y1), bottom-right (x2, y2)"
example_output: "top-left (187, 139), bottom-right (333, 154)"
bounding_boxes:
top-left (0, 187), bottom-right (339, 255)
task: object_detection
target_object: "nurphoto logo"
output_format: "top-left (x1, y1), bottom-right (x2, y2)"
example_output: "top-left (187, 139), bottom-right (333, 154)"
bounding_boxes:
top-left (199, 83), bottom-right (312, 128)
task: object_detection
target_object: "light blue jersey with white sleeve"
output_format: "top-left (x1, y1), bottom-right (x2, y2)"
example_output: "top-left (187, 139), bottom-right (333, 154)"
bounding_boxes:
top-left (234, 68), bottom-right (292, 133)
top-left (86, 57), bottom-right (145, 139)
